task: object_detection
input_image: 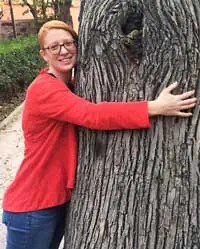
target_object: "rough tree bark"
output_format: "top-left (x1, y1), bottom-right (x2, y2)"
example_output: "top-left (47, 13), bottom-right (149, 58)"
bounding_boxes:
top-left (65, 0), bottom-right (200, 248)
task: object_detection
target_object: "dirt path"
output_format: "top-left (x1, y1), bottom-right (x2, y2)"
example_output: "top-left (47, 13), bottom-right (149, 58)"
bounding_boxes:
top-left (0, 1), bottom-right (80, 248)
top-left (0, 107), bottom-right (24, 248)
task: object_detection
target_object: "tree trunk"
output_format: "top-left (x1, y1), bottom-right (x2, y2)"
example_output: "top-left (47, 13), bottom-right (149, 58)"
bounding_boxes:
top-left (65, 0), bottom-right (200, 248)
top-left (60, 0), bottom-right (72, 24)
top-left (8, 0), bottom-right (16, 38)
top-left (22, 0), bottom-right (39, 29)
top-left (52, 0), bottom-right (72, 25)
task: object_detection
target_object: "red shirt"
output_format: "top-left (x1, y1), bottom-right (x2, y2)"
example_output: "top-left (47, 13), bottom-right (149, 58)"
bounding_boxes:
top-left (3, 69), bottom-right (150, 212)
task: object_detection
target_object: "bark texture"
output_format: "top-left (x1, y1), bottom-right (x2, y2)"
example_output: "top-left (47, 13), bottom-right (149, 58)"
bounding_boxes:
top-left (65, 1), bottom-right (200, 248)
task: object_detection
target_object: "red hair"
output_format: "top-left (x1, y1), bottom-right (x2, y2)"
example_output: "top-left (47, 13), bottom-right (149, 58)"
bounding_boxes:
top-left (38, 20), bottom-right (78, 48)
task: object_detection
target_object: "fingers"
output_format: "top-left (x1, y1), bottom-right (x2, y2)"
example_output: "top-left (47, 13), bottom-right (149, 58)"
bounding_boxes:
top-left (179, 90), bottom-right (195, 100)
top-left (164, 83), bottom-right (195, 101)
top-left (180, 97), bottom-right (197, 106)
top-left (171, 97), bottom-right (196, 116)
top-left (164, 81), bottom-right (178, 93)
top-left (180, 103), bottom-right (196, 110)
top-left (175, 111), bottom-right (193, 117)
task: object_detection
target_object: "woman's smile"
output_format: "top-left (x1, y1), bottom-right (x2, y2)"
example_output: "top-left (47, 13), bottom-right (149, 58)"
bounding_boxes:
top-left (58, 56), bottom-right (73, 63)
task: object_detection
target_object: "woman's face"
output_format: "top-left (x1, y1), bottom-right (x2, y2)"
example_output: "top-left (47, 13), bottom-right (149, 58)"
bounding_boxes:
top-left (40, 29), bottom-right (77, 74)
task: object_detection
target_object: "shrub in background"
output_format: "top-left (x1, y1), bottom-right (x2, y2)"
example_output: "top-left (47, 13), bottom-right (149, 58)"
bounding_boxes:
top-left (0, 35), bottom-right (46, 99)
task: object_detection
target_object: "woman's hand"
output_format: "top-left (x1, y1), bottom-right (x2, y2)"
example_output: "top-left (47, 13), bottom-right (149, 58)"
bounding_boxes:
top-left (148, 82), bottom-right (197, 117)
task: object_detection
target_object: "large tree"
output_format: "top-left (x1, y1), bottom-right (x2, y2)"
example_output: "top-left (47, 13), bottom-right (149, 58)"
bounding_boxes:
top-left (65, 0), bottom-right (200, 248)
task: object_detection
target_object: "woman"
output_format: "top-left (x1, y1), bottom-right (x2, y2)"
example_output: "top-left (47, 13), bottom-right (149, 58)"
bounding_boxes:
top-left (2, 20), bottom-right (196, 249)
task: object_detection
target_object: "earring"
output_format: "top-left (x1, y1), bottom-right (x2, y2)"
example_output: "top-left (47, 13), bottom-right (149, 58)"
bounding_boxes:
top-left (72, 67), bottom-right (75, 78)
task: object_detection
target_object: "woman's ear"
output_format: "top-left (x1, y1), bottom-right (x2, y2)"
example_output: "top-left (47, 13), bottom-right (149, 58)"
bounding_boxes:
top-left (40, 49), bottom-right (48, 63)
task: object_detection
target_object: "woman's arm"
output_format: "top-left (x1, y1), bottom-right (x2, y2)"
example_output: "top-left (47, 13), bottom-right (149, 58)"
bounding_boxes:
top-left (35, 77), bottom-right (196, 130)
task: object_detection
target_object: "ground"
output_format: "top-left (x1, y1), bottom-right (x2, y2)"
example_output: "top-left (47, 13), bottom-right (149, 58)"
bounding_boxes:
top-left (0, 92), bottom-right (25, 122)
top-left (0, 110), bottom-right (24, 248)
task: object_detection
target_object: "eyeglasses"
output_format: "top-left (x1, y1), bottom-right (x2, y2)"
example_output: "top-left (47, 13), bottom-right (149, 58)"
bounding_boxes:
top-left (43, 40), bottom-right (76, 55)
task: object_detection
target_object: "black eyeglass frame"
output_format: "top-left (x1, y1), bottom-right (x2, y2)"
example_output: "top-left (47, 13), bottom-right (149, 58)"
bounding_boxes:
top-left (43, 40), bottom-right (77, 55)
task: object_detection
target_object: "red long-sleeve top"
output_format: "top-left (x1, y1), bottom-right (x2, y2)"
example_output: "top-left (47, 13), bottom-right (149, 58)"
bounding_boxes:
top-left (3, 69), bottom-right (150, 212)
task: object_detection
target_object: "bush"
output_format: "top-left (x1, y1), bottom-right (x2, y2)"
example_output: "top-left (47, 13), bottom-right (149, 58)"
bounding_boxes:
top-left (0, 35), bottom-right (46, 99)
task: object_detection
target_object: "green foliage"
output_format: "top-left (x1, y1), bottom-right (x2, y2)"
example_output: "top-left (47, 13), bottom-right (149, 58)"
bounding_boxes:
top-left (21, 0), bottom-right (72, 26)
top-left (0, 35), bottom-right (36, 53)
top-left (0, 35), bottom-right (45, 99)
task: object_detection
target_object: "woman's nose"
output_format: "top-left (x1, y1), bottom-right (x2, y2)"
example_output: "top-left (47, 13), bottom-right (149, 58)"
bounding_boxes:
top-left (60, 44), bottom-right (69, 54)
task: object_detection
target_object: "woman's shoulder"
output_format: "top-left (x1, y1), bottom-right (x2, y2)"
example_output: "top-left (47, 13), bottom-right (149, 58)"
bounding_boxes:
top-left (27, 68), bottom-right (65, 94)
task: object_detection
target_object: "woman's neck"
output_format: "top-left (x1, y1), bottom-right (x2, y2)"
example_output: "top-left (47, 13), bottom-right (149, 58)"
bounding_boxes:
top-left (48, 69), bottom-right (72, 83)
